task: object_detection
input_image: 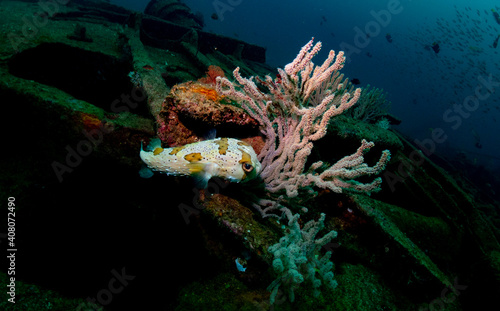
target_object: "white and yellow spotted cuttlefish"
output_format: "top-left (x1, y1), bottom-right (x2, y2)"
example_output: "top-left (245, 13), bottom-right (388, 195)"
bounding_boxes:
top-left (139, 137), bottom-right (261, 188)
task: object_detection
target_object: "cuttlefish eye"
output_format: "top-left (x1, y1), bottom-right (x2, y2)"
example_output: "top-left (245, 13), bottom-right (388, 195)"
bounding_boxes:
top-left (242, 162), bottom-right (254, 173)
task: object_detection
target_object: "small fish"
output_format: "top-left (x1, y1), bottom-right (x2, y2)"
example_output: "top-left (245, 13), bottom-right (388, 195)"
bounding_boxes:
top-left (493, 9), bottom-right (500, 25)
top-left (140, 138), bottom-right (261, 188)
top-left (351, 78), bottom-right (361, 85)
top-left (211, 13), bottom-right (219, 20)
top-left (431, 42), bottom-right (440, 54)
top-left (142, 65), bottom-right (154, 70)
top-left (385, 33), bottom-right (393, 43)
top-left (235, 258), bottom-right (247, 272)
top-left (493, 35), bottom-right (500, 48)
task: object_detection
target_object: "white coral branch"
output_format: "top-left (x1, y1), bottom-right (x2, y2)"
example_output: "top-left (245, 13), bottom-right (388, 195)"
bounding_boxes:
top-left (216, 39), bottom-right (391, 198)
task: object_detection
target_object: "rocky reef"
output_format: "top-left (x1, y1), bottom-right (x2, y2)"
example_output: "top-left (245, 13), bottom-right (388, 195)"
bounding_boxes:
top-left (0, 1), bottom-right (499, 310)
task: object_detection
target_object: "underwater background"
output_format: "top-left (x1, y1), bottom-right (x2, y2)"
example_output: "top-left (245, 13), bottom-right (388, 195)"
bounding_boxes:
top-left (116, 0), bottom-right (500, 173)
top-left (1, 0), bottom-right (500, 310)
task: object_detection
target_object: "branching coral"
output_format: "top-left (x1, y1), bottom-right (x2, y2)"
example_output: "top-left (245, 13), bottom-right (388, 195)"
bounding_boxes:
top-left (267, 208), bottom-right (338, 304)
top-left (346, 84), bottom-right (392, 124)
top-left (213, 39), bottom-right (393, 305)
top-left (198, 65), bottom-right (225, 85)
top-left (216, 39), bottom-right (391, 201)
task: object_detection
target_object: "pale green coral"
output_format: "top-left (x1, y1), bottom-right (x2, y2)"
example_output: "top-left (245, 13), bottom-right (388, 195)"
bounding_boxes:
top-left (267, 208), bottom-right (338, 304)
